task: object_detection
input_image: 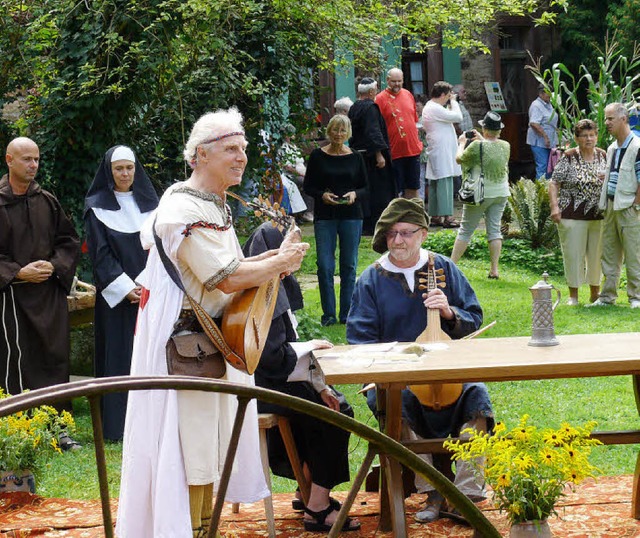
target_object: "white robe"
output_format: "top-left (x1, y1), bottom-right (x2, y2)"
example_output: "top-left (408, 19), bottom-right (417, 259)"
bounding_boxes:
top-left (116, 182), bottom-right (269, 538)
top-left (422, 99), bottom-right (463, 180)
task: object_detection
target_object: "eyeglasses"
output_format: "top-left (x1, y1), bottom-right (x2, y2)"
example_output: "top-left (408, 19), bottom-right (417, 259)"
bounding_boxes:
top-left (385, 227), bottom-right (423, 240)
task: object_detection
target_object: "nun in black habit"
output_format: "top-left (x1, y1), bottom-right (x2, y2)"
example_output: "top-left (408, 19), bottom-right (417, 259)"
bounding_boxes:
top-left (84, 145), bottom-right (158, 441)
top-left (243, 223), bottom-right (360, 532)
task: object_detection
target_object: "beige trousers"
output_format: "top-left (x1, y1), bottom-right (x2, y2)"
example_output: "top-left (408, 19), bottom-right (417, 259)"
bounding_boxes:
top-left (557, 218), bottom-right (603, 288)
top-left (600, 202), bottom-right (640, 303)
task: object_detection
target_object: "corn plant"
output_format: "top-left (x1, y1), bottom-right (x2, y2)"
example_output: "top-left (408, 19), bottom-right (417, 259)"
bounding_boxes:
top-left (527, 34), bottom-right (640, 149)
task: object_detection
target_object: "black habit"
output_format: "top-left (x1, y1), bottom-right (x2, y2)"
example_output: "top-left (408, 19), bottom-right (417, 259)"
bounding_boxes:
top-left (348, 98), bottom-right (397, 234)
top-left (84, 146), bottom-right (158, 440)
top-left (0, 175), bottom-right (79, 405)
top-left (244, 224), bottom-right (353, 490)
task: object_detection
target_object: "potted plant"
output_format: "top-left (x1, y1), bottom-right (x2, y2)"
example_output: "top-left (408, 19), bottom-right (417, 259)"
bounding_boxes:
top-left (0, 389), bottom-right (75, 493)
top-left (444, 415), bottom-right (600, 536)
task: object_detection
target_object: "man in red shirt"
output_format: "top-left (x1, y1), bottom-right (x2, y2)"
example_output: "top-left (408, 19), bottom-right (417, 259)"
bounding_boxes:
top-left (375, 68), bottom-right (423, 199)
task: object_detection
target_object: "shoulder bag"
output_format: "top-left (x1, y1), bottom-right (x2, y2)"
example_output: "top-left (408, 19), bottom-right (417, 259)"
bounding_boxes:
top-left (458, 142), bottom-right (485, 206)
top-left (152, 220), bottom-right (248, 378)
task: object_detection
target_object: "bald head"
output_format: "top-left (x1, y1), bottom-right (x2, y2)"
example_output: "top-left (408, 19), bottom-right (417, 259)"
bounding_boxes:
top-left (386, 68), bottom-right (404, 95)
top-left (6, 137), bottom-right (40, 192)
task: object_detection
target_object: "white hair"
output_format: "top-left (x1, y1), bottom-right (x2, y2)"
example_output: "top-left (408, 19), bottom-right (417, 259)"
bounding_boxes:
top-left (183, 107), bottom-right (245, 165)
top-left (334, 97), bottom-right (354, 115)
top-left (357, 79), bottom-right (377, 95)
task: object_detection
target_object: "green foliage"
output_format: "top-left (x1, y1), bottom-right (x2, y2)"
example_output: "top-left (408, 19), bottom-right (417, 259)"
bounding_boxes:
top-left (551, 0), bottom-right (622, 74)
top-left (508, 178), bottom-right (558, 250)
top-left (499, 239), bottom-right (564, 277)
top-left (0, 390), bottom-right (75, 473)
top-left (608, 0), bottom-right (640, 58)
top-left (528, 35), bottom-right (640, 149)
top-left (0, 0), bottom-right (570, 232)
top-left (425, 228), bottom-right (563, 276)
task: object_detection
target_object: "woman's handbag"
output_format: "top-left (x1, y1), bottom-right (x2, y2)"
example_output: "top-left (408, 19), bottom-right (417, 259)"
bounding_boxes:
top-left (458, 142), bottom-right (485, 206)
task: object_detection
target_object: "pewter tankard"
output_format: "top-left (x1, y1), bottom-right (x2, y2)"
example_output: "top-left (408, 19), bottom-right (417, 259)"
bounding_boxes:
top-left (528, 272), bottom-right (560, 347)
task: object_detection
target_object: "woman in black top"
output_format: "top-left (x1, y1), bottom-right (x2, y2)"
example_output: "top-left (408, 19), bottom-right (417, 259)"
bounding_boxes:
top-left (303, 115), bottom-right (368, 325)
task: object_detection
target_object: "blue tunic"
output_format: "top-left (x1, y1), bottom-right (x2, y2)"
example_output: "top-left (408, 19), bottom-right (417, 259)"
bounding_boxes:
top-left (346, 251), bottom-right (494, 438)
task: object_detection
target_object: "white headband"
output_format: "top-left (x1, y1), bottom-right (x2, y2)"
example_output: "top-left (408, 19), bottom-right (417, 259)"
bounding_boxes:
top-left (111, 146), bottom-right (136, 163)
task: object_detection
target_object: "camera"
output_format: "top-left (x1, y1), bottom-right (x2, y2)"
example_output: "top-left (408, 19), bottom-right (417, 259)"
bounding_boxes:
top-left (465, 130), bottom-right (475, 139)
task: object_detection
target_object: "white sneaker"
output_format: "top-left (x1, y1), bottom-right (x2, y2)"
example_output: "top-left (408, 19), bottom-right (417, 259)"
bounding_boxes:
top-left (585, 298), bottom-right (613, 307)
top-left (631, 300), bottom-right (640, 309)
top-left (566, 298), bottom-right (579, 306)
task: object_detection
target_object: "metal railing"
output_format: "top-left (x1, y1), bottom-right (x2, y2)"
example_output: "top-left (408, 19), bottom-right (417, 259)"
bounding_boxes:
top-left (0, 376), bottom-right (500, 537)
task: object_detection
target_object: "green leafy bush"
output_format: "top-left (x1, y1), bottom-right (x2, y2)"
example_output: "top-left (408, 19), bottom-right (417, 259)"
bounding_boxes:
top-left (509, 178), bottom-right (558, 250)
top-left (425, 229), bottom-right (564, 276)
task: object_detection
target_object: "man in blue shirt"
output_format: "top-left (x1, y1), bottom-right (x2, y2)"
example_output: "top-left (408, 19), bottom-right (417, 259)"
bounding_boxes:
top-left (346, 198), bottom-right (492, 524)
top-left (589, 103), bottom-right (640, 307)
top-left (526, 85), bottom-right (558, 179)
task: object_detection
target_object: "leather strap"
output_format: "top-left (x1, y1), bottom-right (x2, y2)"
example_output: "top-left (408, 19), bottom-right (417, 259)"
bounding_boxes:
top-left (152, 218), bottom-right (246, 369)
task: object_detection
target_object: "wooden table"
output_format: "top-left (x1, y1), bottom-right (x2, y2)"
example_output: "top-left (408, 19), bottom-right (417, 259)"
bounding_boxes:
top-left (316, 333), bottom-right (640, 536)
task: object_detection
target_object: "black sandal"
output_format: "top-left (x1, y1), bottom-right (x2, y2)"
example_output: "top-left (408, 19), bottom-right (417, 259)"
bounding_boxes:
top-left (293, 496), bottom-right (340, 512)
top-left (440, 503), bottom-right (470, 526)
top-left (58, 434), bottom-right (82, 452)
top-left (303, 504), bottom-right (361, 532)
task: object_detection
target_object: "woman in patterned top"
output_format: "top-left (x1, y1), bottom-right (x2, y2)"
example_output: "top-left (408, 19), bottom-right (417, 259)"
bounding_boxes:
top-left (451, 111), bottom-right (511, 279)
top-left (549, 119), bottom-right (606, 306)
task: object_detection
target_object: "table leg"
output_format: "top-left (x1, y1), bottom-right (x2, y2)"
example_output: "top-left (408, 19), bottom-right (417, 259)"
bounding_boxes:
top-left (382, 386), bottom-right (407, 536)
top-left (376, 385), bottom-right (391, 531)
top-left (633, 374), bottom-right (640, 519)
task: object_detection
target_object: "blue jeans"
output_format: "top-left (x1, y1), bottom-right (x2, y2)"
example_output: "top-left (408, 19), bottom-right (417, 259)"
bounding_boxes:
top-left (530, 145), bottom-right (551, 179)
top-left (314, 219), bottom-right (362, 324)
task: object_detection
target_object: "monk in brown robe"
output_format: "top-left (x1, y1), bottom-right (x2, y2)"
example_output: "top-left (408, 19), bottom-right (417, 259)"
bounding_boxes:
top-left (0, 138), bottom-right (80, 425)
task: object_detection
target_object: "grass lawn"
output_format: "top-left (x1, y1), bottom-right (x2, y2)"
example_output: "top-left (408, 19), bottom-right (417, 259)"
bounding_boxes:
top-left (35, 227), bottom-right (640, 499)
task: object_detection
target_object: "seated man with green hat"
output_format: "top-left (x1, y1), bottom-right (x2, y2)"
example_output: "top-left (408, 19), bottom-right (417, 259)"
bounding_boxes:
top-left (346, 197), bottom-right (494, 524)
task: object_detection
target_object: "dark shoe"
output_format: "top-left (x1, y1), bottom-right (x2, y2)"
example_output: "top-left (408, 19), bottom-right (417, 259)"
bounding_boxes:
top-left (303, 504), bottom-right (361, 532)
top-left (442, 218), bottom-right (460, 228)
top-left (415, 491), bottom-right (444, 523)
top-left (59, 434), bottom-right (82, 452)
top-left (430, 217), bottom-right (443, 227)
top-left (321, 317), bottom-right (337, 327)
top-left (487, 273), bottom-right (499, 280)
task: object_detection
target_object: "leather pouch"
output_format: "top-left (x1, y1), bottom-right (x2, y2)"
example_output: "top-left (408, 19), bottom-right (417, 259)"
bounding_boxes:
top-left (166, 332), bottom-right (226, 379)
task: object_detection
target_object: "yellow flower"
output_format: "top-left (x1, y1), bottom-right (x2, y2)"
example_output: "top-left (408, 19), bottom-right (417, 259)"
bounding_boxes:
top-left (497, 472), bottom-right (511, 488)
top-left (513, 454), bottom-right (533, 473)
top-left (540, 448), bottom-right (557, 466)
top-left (493, 421), bottom-right (506, 435)
top-left (543, 430), bottom-right (565, 446)
top-left (448, 416), bottom-right (599, 525)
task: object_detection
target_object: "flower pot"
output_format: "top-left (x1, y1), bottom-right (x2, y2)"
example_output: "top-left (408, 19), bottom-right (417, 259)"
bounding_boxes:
top-left (510, 519), bottom-right (551, 537)
top-left (0, 470), bottom-right (35, 493)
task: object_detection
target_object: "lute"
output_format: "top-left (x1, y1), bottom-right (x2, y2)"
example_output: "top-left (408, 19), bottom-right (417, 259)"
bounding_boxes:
top-left (221, 191), bottom-right (298, 374)
top-left (409, 252), bottom-right (464, 410)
